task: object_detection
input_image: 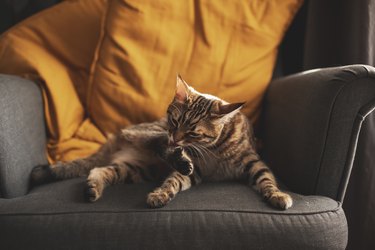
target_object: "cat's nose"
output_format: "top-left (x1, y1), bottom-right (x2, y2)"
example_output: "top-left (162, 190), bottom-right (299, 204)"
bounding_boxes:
top-left (169, 133), bottom-right (182, 146)
top-left (168, 135), bottom-right (177, 146)
top-left (168, 137), bottom-right (177, 146)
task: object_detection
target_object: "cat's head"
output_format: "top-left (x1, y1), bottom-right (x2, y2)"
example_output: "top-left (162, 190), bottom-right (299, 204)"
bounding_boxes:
top-left (166, 75), bottom-right (245, 147)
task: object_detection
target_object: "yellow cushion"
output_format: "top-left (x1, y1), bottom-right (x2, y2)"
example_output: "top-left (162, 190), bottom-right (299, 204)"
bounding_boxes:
top-left (0, 0), bottom-right (107, 162)
top-left (89, 0), bottom-right (302, 135)
top-left (0, 0), bottom-right (302, 163)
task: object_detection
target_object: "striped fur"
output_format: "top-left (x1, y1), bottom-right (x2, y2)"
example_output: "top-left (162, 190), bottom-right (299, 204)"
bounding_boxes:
top-left (30, 75), bottom-right (292, 210)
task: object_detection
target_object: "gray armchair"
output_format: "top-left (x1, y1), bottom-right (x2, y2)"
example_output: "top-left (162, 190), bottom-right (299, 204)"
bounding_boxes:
top-left (2, 65), bottom-right (365, 249)
top-left (1, 0), bottom-right (375, 249)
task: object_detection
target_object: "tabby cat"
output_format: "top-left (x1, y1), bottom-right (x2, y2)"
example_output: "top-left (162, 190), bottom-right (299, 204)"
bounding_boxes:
top-left (30, 75), bottom-right (293, 210)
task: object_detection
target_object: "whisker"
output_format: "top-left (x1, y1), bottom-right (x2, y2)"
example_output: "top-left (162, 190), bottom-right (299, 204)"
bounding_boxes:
top-left (185, 146), bottom-right (205, 167)
top-left (190, 144), bottom-right (207, 166)
top-left (194, 143), bottom-right (219, 160)
top-left (185, 146), bottom-right (198, 159)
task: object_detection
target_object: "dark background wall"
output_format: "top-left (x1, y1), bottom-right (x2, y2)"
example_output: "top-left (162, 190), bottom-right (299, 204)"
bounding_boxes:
top-left (0, 0), bottom-right (61, 33)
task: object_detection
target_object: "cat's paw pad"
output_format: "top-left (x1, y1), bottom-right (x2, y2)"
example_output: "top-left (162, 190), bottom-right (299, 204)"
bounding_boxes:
top-left (147, 190), bottom-right (173, 208)
top-left (175, 159), bottom-right (194, 176)
top-left (170, 147), bottom-right (194, 176)
top-left (30, 164), bottom-right (54, 187)
top-left (84, 181), bottom-right (102, 202)
top-left (267, 191), bottom-right (293, 210)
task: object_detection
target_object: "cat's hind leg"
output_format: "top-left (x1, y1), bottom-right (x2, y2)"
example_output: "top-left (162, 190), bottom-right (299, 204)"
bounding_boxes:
top-left (85, 163), bottom-right (126, 202)
top-left (85, 162), bottom-right (153, 202)
top-left (147, 171), bottom-right (200, 208)
top-left (30, 136), bottom-right (117, 187)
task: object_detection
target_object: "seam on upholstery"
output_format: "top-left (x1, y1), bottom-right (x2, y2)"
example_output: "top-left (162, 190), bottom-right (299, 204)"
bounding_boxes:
top-left (313, 83), bottom-right (346, 194)
top-left (337, 100), bottom-right (375, 202)
top-left (314, 64), bottom-right (375, 198)
top-left (0, 202), bottom-right (342, 217)
top-left (314, 66), bottom-right (375, 196)
top-left (0, 207), bottom-right (342, 217)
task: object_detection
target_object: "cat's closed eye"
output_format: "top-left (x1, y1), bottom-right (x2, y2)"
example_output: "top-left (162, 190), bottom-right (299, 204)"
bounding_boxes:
top-left (187, 131), bottom-right (201, 138)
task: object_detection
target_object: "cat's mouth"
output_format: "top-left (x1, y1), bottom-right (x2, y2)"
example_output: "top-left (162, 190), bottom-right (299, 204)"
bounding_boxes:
top-left (168, 139), bottom-right (184, 147)
top-left (168, 141), bottom-right (179, 147)
top-left (168, 135), bottom-right (185, 147)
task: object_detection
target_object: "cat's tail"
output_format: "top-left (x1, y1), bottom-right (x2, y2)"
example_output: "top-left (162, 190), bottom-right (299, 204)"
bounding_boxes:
top-left (30, 135), bottom-right (117, 187)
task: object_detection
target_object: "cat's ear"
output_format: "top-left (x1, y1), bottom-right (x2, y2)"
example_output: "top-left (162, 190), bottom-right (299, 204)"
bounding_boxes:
top-left (213, 102), bottom-right (246, 116)
top-left (175, 74), bottom-right (190, 103)
top-left (219, 102), bottom-right (246, 115)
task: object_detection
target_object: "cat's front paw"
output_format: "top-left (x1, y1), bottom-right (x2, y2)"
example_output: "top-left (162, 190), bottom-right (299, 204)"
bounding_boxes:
top-left (267, 191), bottom-right (293, 210)
top-left (30, 164), bottom-right (54, 187)
top-left (168, 146), bottom-right (194, 176)
top-left (147, 189), bottom-right (174, 208)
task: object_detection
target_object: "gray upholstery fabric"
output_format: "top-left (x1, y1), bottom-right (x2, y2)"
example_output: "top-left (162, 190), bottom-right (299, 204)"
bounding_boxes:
top-left (0, 179), bottom-right (347, 250)
top-left (0, 74), bottom-right (48, 198)
top-left (263, 65), bottom-right (375, 200)
top-left (344, 110), bottom-right (375, 250)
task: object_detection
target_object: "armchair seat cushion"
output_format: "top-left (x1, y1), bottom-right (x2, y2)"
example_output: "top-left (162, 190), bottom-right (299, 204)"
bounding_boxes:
top-left (0, 179), bottom-right (347, 250)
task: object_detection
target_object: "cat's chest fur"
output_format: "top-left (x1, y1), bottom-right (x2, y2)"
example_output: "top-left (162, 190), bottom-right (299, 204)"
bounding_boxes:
top-left (190, 126), bottom-right (250, 181)
top-left (192, 151), bottom-right (247, 181)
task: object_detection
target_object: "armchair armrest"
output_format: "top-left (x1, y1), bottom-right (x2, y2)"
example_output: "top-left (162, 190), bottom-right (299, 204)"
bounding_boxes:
top-left (0, 74), bottom-right (47, 198)
top-left (263, 64), bottom-right (375, 202)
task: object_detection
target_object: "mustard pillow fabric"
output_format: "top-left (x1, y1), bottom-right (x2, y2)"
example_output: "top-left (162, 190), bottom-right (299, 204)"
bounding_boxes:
top-left (0, 0), bottom-right (302, 163)
top-left (89, 0), bottom-right (303, 135)
top-left (0, 0), bottom-right (107, 162)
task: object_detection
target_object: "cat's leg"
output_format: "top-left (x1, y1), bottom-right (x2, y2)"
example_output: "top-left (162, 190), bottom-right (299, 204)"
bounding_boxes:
top-left (146, 146), bottom-right (197, 208)
top-left (245, 159), bottom-right (293, 210)
top-left (30, 136), bottom-right (117, 186)
top-left (85, 163), bottom-right (126, 202)
top-left (147, 171), bottom-right (200, 208)
top-left (85, 161), bottom-right (154, 202)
